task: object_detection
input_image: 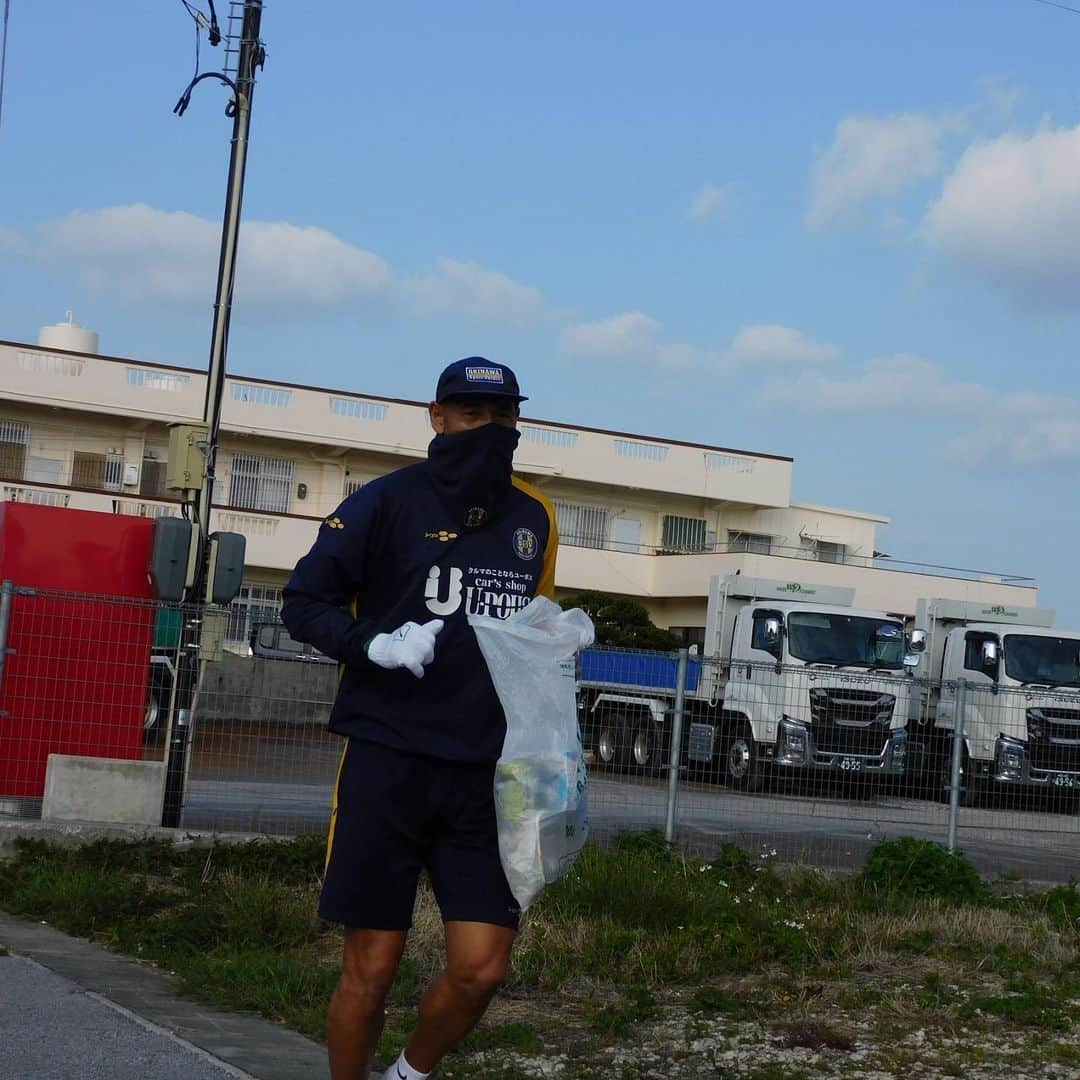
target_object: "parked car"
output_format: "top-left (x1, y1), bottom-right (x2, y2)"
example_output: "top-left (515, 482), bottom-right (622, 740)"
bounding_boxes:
top-left (249, 621), bottom-right (337, 664)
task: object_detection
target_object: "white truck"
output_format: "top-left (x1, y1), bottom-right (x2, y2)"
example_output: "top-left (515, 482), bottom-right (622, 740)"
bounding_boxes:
top-left (908, 598), bottom-right (1080, 803)
top-left (578, 574), bottom-right (920, 789)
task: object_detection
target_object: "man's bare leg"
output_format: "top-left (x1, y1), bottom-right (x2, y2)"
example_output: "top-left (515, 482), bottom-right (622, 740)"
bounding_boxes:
top-left (400, 921), bottom-right (516, 1074)
top-left (328, 928), bottom-right (408, 1080)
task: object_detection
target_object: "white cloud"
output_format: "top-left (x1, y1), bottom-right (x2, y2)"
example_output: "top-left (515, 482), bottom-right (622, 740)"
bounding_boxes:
top-left (406, 258), bottom-right (547, 326)
top-left (726, 324), bottom-right (838, 367)
top-left (8, 204), bottom-right (547, 325)
top-left (923, 123), bottom-right (1080, 305)
top-left (761, 355), bottom-right (1080, 466)
top-left (30, 204), bottom-right (392, 313)
top-left (808, 111), bottom-right (960, 229)
top-left (759, 355), bottom-right (992, 412)
top-left (560, 312), bottom-right (703, 370)
top-left (688, 183), bottom-right (733, 223)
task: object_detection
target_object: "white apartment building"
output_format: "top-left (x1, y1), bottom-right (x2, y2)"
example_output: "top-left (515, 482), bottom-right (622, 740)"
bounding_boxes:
top-left (0, 323), bottom-right (1037, 648)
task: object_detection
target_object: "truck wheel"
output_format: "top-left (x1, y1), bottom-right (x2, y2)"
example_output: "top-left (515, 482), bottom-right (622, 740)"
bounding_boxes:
top-left (595, 711), bottom-right (627, 771)
top-left (936, 741), bottom-right (979, 808)
top-left (143, 691), bottom-right (162, 738)
top-left (723, 724), bottom-right (763, 792)
top-left (626, 721), bottom-right (661, 776)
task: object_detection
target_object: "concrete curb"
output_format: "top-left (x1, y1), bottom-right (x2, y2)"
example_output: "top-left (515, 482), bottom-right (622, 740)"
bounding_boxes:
top-left (0, 910), bottom-right (330, 1080)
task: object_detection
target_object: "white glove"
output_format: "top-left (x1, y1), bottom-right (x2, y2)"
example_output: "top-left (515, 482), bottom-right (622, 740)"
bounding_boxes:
top-left (367, 619), bottom-right (445, 678)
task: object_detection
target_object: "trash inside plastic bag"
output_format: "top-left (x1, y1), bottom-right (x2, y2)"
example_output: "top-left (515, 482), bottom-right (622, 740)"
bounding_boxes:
top-left (469, 596), bottom-right (595, 910)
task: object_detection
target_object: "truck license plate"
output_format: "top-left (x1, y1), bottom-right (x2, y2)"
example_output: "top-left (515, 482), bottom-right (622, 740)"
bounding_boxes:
top-left (1051, 773), bottom-right (1078, 789)
top-left (839, 757), bottom-right (862, 772)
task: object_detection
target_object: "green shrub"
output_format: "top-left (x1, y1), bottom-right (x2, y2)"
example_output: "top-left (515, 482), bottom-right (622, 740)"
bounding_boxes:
top-left (861, 838), bottom-right (988, 905)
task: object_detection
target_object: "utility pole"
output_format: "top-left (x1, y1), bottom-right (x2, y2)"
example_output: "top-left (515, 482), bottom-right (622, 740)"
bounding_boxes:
top-left (161, 0), bottom-right (265, 828)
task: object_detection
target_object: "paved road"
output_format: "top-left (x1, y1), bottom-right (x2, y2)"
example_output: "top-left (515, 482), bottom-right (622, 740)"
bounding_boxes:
top-left (177, 732), bottom-right (1080, 881)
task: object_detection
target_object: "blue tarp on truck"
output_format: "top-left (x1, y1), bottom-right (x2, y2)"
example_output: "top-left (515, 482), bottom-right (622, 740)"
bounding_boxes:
top-left (579, 648), bottom-right (702, 693)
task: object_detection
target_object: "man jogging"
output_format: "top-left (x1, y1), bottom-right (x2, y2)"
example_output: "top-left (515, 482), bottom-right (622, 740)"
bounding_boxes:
top-left (281, 358), bottom-right (558, 1080)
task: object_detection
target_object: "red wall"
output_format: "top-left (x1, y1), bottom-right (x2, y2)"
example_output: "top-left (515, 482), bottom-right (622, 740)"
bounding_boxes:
top-left (0, 505), bottom-right (157, 799)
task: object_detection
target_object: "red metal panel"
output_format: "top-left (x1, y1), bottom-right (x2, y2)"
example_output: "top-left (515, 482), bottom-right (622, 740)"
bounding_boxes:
top-left (0, 505), bottom-right (157, 798)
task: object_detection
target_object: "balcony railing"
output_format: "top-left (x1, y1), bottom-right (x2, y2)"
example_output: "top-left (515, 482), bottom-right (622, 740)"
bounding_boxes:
top-left (558, 533), bottom-right (1034, 586)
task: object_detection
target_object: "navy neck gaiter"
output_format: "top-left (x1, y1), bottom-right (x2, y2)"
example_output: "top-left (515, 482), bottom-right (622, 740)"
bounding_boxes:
top-left (427, 423), bottom-right (521, 529)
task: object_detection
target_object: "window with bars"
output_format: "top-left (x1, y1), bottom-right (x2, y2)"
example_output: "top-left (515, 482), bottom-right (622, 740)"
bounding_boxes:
top-left (330, 397), bottom-right (388, 421)
top-left (519, 425), bottom-right (578, 448)
top-left (705, 452), bottom-right (754, 474)
top-left (614, 439), bottom-right (668, 462)
top-left (343, 476), bottom-right (364, 498)
top-left (225, 583), bottom-right (284, 644)
top-left (71, 451), bottom-right (124, 492)
top-left (728, 530), bottom-right (772, 555)
top-left (230, 383), bottom-right (292, 407)
top-left (554, 501), bottom-right (610, 549)
top-left (126, 368), bottom-right (190, 391)
top-left (0, 420), bottom-right (28, 482)
top-left (140, 455), bottom-right (168, 496)
top-left (661, 514), bottom-right (708, 552)
top-left (228, 453), bottom-right (294, 514)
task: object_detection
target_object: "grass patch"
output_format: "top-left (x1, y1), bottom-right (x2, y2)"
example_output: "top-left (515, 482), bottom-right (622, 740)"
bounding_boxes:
top-left (2, 829), bottom-right (1080, 1074)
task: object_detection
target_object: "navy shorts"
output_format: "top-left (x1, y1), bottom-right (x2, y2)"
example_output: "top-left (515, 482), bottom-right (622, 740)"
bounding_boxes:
top-left (319, 739), bottom-right (520, 931)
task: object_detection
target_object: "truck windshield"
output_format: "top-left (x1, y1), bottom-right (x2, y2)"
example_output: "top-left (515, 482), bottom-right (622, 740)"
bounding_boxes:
top-left (786, 612), bottom-right (905, 669)
top-left (1003, 634), bottom-right (1080, 686)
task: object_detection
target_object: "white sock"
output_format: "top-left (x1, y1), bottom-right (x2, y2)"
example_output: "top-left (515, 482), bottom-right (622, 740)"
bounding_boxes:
top-left (385, 1051), bottom-right (430, 1080)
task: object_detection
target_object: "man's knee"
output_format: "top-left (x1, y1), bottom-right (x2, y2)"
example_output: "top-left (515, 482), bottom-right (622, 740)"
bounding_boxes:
top-left (446, 951), bottom-right (509, 1000)
top-left (338, 933), bottom-right (406, 1011)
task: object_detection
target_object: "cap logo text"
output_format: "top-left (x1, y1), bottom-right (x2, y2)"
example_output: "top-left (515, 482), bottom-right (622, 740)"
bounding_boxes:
top-left (465, 366), bottom-right (504, 384)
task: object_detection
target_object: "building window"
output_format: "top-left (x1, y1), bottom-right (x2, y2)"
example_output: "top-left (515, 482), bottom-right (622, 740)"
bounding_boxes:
top-left (728, 530), bottom-right (772, 555)
top-left (705, 452), bottom-right (754, 474)
top-left (519, 425), bottom-right (578, 449)
top-left (343, 476), bottom-right (364, 498)
top-left (816, 540), bottom-right (846, 564)
top-left (17, 351), bottom-right (84, 377)
top-left (26, 457), bottom-right (63, 486)
top-left (71, 451), bottom-right (124, 492)
top-left (614, 439), bottom-right (668, 462)
top-left (140, 454), bottom-right (168, 496)
top-left (330, 397), bottom-right (388, 421)
top-left (126, 368), bottom-right (190, 391)
top-left (228, 453), bottom-right (294, 514)
top-left (554, 501), bottom-right (610, 549)
top-left (0, 420), bottom-right (29, 482)
top-left (230, 383), bottom-right (292, 408)
top-left (668, 626), bottom-right (707, 654)
top-left (661, 514), bottom-right (708, 552)
top-left (226, 583), bottom-right (284, 644)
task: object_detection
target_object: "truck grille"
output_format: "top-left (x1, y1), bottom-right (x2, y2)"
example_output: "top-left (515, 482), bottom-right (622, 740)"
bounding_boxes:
top-left (810, 689), bottom-right (895, 756)
top-left (1027, 708), bottom-right (1080, 773)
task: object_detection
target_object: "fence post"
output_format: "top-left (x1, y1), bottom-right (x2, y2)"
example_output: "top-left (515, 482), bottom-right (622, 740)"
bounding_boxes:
top-left (0, 580), bottom-right (14, 701)
top-left (946, 678), bottom-right (967, 853)
top-left (664, 648), bottom-right (689, 843)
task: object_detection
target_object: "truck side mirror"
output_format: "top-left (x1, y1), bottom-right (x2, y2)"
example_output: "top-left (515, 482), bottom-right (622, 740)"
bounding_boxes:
top-left (908, 628), bottom-right (927, 653)
top-left (763, 617), bottom-right (781, 649)
top-left (981, 639), bottom-right (999, 673)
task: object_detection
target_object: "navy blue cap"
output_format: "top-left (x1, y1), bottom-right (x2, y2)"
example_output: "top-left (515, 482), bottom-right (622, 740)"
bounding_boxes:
top-left (435, 357), bottom-right (527, 404)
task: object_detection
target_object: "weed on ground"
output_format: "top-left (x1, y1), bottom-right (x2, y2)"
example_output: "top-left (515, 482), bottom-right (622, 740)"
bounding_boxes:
top-left (1, 830), bottom-right (1079, 1077)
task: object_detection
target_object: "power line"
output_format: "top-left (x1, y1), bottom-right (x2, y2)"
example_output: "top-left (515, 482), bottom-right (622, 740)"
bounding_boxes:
top-left (1029, 0), bottom-right (1080, 15)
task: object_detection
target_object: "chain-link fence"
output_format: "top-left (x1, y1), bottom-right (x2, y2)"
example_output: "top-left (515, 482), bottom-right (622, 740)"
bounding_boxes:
top-left (1, 587), bottom-right (1078, 883)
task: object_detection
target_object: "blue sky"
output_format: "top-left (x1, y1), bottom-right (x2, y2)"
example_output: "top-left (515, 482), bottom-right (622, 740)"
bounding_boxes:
top-left (3, 2), bottom-right (1080, 619)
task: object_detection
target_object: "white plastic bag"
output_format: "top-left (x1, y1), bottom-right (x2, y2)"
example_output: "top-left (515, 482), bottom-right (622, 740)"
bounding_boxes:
top-left (469, 597), bottom-right (595, 910)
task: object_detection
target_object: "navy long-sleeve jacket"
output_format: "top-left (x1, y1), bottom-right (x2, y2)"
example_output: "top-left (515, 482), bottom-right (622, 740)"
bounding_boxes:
top-left (281, 461), bottom-right (558, 763)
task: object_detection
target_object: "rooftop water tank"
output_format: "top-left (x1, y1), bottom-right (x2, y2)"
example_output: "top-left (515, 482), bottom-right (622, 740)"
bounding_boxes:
top-left (37, 312), bottom-right (99, 355)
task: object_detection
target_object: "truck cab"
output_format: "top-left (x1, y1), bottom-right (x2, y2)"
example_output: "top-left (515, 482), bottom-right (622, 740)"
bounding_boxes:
top-left (912, 598), bottom-right (1080, 799)
top-left (579, 575), bottom-right (921, 790)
